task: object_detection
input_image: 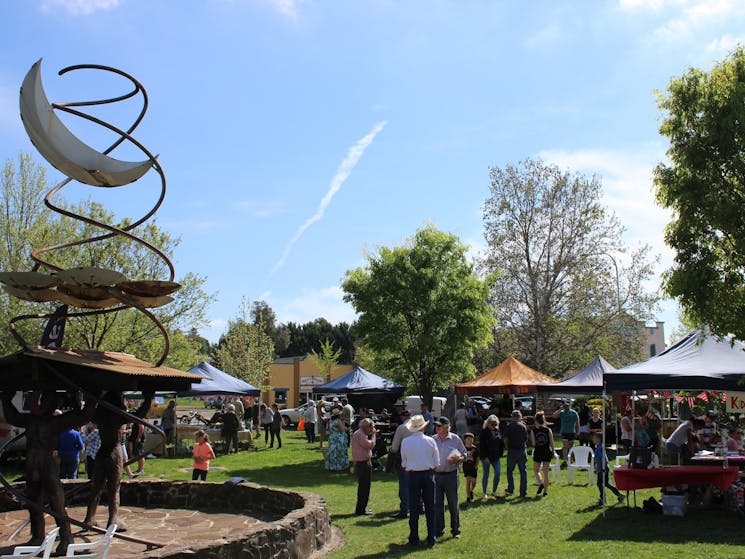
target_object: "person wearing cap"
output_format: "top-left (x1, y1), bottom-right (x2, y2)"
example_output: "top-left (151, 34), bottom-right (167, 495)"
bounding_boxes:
top-left (553, 400), bottom-right (579, 465)
top-left (389, 409), bottom-right (414, 519)
top-left (503, 410), bottom-right (529, 498)
top-left (391, 401), bottom-right (405, 427)
top-left (351, 418), bottom-right (378, 515)
top-left (401, 414), bottom-right (440, 547)
top-left (432, 416), bottom-right (466, 540)
top-left (303, 400), bottom-right (318, 444)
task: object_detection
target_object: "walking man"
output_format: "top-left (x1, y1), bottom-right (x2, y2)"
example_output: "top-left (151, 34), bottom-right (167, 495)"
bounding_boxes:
top-left (553, 399), bottom-right (579, 465)
top-left (401, 415), bottom-right (439, 547)
top-left (389, 409), bottom-right (413, 519)
top-left (303, 400), bottom-right (318, 443)
top-left (432, 417), bottom-right (466, 539)
top-left (503, 409), bottom-right (529, 498)
top-left (351, 418), bottom-right (378, 515)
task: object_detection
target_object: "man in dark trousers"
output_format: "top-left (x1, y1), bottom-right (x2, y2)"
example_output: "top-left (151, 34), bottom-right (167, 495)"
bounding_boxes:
top-left (432, 417), bottom-right (466, 539)
top-left (503, 409), bottom-right (529, 498)
top-left (351, 418), bottom-right (377, 515)
top-left (401, 414), bottom-right (440, 547)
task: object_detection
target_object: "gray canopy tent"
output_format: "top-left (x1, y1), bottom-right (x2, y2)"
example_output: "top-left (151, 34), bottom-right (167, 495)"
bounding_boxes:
top-left (178, 361), bottom-right (261, 396)
top-left (604, 330), bottom-right (745, 392)
top-left (537, 355), bottom-right (616, 395)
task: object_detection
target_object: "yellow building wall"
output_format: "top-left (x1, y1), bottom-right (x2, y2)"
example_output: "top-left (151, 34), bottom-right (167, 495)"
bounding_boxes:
top-left (264, 358), bottom-right (355, 407)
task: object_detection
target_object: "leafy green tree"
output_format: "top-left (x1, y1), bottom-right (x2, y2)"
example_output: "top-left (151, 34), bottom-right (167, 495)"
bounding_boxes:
top-left (214, 298), bottom-right (275, 388)
top-left (342, 225), bottom-right (494, 407)
top-left (0, 153), bottom-right (214, 364)
top-left (307, 339), bottom-right (342, 381)
top-left (250, 300), bottom-right (289, 356)
top-left (654, 47), bottom-right (745, 341)
top-left (482, 159), bottom-right (658, 375)
top-left (279, 318), bottom-right (357, 363)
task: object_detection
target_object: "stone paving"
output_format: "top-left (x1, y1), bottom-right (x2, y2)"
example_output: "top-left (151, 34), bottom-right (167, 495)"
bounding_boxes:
top-left (0, 504), bottom-right (276, 557)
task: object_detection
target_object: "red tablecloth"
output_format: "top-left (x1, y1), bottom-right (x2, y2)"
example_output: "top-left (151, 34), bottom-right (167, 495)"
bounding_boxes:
top-left (613, 465), bottom-right (739, 492)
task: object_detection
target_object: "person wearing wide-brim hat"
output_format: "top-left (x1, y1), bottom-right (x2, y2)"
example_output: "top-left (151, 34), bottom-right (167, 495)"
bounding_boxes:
top-left (401, 414), bottom-right (439, 547)
top-left (325, 408), bottom-right (349, 471)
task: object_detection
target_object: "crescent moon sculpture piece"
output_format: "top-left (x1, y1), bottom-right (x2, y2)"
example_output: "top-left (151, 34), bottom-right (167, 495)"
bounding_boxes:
top-left (19, 59), bottom-right (153, 187)
top-left (5, 59), bottom-right (179, 368)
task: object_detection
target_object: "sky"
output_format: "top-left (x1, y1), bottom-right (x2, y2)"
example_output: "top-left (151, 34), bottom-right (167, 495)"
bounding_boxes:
top-left (2, 0), bottom-right (745, 348)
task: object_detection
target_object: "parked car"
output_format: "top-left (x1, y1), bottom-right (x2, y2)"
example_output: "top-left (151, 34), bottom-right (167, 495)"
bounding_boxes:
top-left (468, 396), bottom-right (492, 410)
top-left (515, 396), bottom-right (535, 412)
top-left (279, 403), bottom-right (311, 427)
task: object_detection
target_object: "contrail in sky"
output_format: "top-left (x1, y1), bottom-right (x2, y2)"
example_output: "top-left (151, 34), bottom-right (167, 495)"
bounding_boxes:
top-left (269, 121), bottom-right (388, 276)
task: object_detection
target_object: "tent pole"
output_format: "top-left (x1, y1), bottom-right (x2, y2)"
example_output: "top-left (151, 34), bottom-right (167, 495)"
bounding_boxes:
top-left (602, 382), bottom-right (607, 516)
top-left (631, 390), bottom-right (636, 446)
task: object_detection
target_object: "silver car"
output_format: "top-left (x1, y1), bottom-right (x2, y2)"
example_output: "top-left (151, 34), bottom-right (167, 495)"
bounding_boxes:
top-left (279, 403), bottom-right (311, 427)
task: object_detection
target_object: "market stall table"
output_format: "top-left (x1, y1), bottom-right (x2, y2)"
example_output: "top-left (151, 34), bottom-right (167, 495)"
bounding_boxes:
top-left (613, 465), bottom-right (740, 508)
top-left (176, 424), bottom-right (254, 453)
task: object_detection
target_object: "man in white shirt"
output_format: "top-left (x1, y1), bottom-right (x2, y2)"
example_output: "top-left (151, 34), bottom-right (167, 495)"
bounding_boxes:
top-left (302, 400), bottom-right (318, 444)
top-left (389, 409), bottom-right (414, 519)
top-left (401, 414), bottom-right (439, 547)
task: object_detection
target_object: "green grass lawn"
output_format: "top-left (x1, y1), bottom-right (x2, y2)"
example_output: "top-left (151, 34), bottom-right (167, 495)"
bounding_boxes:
top-left (4, 430), bottom-right (745, 558)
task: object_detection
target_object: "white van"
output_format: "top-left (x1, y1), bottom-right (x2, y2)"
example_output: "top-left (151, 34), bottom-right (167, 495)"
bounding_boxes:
top-left (405, 396), bottom-right (446, 418)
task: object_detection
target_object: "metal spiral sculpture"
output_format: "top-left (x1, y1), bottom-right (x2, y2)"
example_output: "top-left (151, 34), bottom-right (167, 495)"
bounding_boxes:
top-left (0, 59), bottom-right (180, 367)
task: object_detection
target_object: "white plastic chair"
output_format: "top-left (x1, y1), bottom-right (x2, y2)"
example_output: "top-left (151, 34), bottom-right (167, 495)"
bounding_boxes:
top-left (549, 452), bottom-right (562, 483)
top-left (64, 525), bottom-right (116, 559)
top-left (615, 453), bottom-right (630, 467)
top-left (567, 446), bottom-right (595, 485)
top-left (0, 527), bottom-right (59, 559)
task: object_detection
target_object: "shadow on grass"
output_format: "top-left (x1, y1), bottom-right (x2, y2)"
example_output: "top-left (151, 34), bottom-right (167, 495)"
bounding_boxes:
top-left (568, 506), bottom-right (745, 545)
top-left (352, 541), bottom-right (430, 559)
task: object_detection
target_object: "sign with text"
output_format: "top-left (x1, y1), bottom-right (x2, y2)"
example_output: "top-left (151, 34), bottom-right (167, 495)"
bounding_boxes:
top-left (726, 392), bottom-right (745, 414)
top-left (300, 376), bottom-right (324, 388)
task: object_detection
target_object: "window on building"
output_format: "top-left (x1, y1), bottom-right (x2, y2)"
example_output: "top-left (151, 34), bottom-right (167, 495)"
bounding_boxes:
top-left (650, 344), bottom-right (657, 357)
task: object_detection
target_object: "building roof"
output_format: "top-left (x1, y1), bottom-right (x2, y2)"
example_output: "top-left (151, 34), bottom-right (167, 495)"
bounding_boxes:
top-left (0, 346), bottom-right (202, 392)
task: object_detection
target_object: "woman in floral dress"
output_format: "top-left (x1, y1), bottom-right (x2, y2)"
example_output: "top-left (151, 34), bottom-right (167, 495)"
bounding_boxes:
top-left (325, 409), bottom-right (349, 471)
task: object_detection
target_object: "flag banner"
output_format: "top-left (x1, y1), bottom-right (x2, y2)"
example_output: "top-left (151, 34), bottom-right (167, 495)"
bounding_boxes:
top-left (40, 304), bottom-right (68, 348)
top-left (726, 392), bottom-right (745, 413)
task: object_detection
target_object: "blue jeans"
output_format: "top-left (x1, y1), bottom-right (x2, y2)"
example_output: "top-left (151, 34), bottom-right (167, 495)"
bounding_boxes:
top-left (481, 459), bottom-right (501, 494)
top-left (397, 464), bottom-right (409, 514)
top-left (434, 471), bottom-right (460, 536)
top-left (408, 470), bottom-right (436, 545)
top-left (506, 449), bottom-right (528, 496)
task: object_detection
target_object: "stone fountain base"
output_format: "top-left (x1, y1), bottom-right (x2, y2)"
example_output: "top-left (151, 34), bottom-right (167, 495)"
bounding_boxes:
top-left (0, 479), bottom-right (333, 559)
